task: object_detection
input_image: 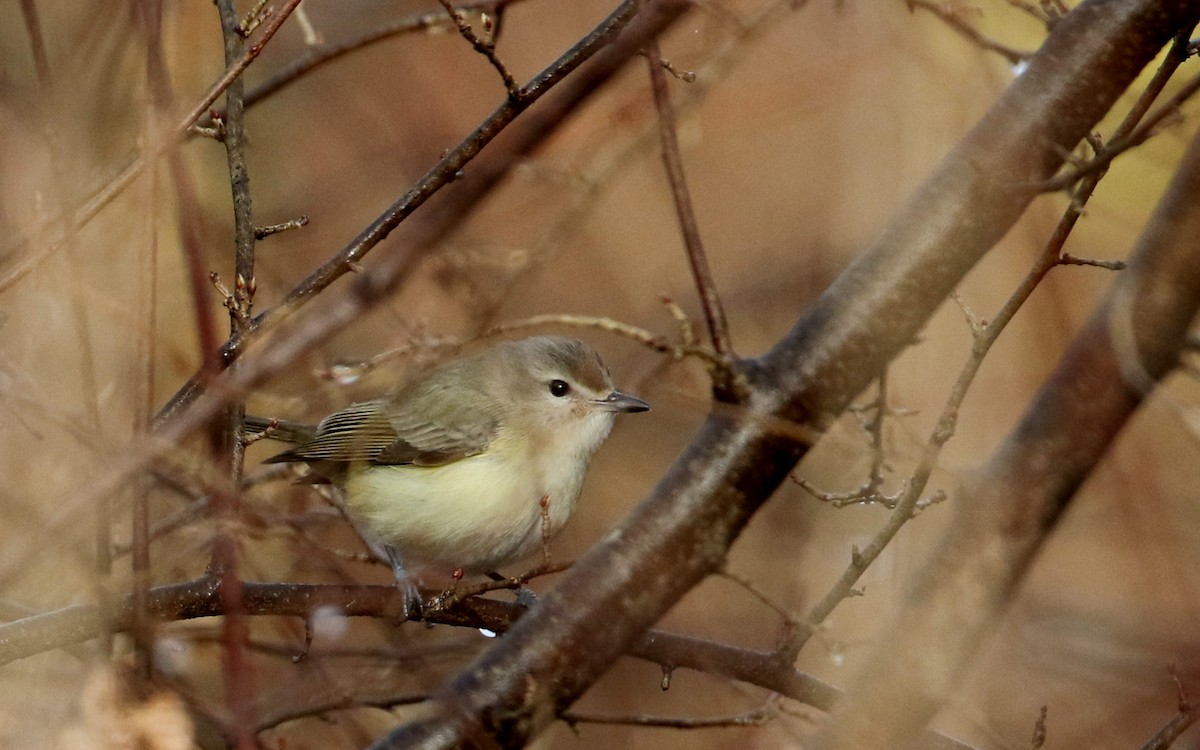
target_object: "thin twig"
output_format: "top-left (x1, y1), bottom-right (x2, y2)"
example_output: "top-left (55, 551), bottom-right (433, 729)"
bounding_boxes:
top-left (487, 313), bottom-right (729, 371)
top-left (1043, 68), bottom-right (1200, 193)
top-left (1028, 705), bottom-right (1048, 749)
top-left (429, 561), bottom-right (572, 611)
top-left (791, 369), bottom-right (899, 506)
top-left (645, 40), bottom-right (734, 368)
top-left (1058, 253), bottom-right (1126, 270)
top-left (205, 0), bottom-right (529, 123)
top-left (1139, 668), bottom-right (1200, 750)
top-left (716, 568), bottom-right (800, 625)
top-left (907, 0), bottom-right (1031, 65)
top-left (255, 215), bottom-right (309, 240)
top-left (237, 0), bottom-right (270, 36)
top-left (1005, 0), bottom-right (1068, 28)
top-left (437, 0), bottom-right (521, 99)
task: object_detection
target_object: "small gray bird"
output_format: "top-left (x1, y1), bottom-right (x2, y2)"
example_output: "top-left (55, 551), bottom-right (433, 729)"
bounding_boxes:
top-left (249, 336), bottom-right (649, 613)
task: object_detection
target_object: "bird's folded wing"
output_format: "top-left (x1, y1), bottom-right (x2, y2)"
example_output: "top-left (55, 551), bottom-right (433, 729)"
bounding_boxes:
top-left (265, 398), bottom-right (497, 467)
top-left (377, 393), bottom-right (498, 466)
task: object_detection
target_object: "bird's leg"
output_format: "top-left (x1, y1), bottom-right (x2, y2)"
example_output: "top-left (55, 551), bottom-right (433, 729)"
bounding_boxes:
top-left (487, 570), bottom-right (538, 609)
top-left (385, 544), bottom-right (423, 618)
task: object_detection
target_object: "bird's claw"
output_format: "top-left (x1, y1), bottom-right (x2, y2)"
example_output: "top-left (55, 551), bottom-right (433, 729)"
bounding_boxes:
top-left (385, 544), bottom-right (424, 619)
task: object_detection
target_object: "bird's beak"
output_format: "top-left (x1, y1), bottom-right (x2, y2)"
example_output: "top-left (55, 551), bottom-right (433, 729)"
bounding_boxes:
top-left (596, 390), bottom-right (650, 413)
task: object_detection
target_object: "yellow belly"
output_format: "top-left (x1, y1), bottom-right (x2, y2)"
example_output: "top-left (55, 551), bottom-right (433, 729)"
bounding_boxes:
top-left (342, 444), bottom-right (586, 576)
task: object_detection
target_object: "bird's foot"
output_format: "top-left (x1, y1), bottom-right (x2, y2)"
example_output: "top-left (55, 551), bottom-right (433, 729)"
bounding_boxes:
top-left (385, 545), bottom-right (424, 619)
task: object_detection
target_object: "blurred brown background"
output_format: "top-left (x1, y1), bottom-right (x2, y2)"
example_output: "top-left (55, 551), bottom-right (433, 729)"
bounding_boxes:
top-left (1, 1), bottom-right (1198, 747)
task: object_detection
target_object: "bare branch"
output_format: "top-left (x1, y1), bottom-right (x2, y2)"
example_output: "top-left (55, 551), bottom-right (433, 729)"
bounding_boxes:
top-left (1139, 669), bottom-right (1200, 750)
top-left (645, 39), bottom-right (735, 372)
top-left (907, 0), bottom-right (1031, 65)
top-left (1058, 253), bottom-right (1126, 270)
top-left (437, 0), bottom-right (521, 99)
top-left (1043, 67), bottom-right (1200, 193)
top-left (563, 700), bottom-right (777, 729)
top-left (210, 0), bottom-right (531, 122)
top-left (1029, 706), bottom-right (1048, 750)
top-left (212, 0), bottom-right (259, 743)
top-left (254, 216), bottom-right (309, 240)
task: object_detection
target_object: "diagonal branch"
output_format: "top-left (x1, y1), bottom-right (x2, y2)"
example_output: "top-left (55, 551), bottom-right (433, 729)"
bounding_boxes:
top-left (437, 0), bottom-right (520, 99)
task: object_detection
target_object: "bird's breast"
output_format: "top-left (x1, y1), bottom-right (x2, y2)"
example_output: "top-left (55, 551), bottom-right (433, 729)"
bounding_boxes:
top-left (340, 432), bottom-right (593, 574)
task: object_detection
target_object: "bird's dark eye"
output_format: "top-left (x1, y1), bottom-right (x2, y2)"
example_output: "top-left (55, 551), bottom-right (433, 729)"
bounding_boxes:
top-left (549, 379), bottom-right (570, 397)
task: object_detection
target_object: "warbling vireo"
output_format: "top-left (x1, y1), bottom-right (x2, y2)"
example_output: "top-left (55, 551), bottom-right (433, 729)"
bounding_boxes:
top-left (248, 336), bottom-right (648, 613)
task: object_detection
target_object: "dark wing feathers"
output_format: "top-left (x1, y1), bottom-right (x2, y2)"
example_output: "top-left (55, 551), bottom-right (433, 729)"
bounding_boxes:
top-left (263, 400), bottom-right (396, 463)
top-left (374, 418), bottom-right (497, 466)
top-left (265, 393), bottom-right (498, 468)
